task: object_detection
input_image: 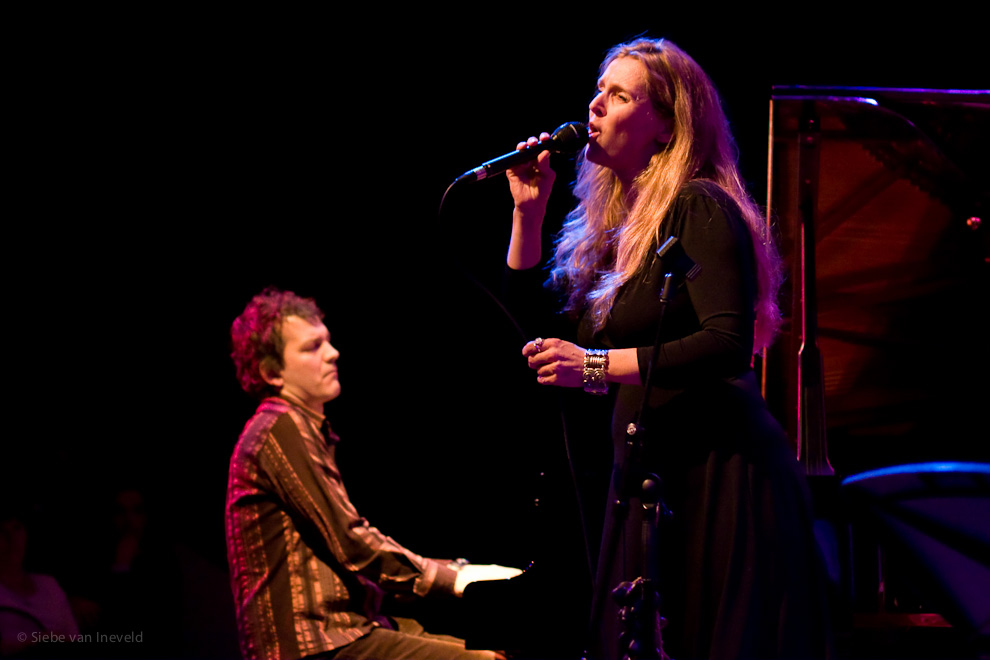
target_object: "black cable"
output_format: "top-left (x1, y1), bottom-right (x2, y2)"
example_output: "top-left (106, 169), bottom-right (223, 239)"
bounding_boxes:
top-left (439, 177), bottom-right (596, 592)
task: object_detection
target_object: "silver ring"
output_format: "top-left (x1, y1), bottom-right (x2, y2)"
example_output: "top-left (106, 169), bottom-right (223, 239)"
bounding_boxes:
top-left (534, 337), bottom-right (544, 350)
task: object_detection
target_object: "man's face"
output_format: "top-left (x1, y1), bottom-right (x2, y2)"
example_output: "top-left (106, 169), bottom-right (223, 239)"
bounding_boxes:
top-left (264, 315), bottom-right (341, 411)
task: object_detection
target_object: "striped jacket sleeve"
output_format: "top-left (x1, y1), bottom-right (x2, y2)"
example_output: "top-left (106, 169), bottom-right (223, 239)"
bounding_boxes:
top-left (257, 410), bottom-right (457, 597)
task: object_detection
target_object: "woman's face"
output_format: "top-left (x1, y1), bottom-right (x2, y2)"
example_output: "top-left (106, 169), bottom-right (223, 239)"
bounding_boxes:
top-left (587, 56), bottom-right (671, 186)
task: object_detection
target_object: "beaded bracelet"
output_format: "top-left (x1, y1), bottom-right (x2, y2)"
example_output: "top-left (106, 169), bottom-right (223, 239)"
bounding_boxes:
top-left (583, 348), bottom-right (609, 395)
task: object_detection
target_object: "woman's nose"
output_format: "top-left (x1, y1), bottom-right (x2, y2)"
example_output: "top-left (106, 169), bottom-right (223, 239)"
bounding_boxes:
top-left (589, 92), bottom-right (605, 117)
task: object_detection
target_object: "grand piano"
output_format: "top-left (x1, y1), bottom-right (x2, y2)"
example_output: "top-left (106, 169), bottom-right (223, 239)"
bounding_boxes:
top-left (762, 86), bottom-right (989, 656)
top-left (462, 87), bottom-right (989, 658)
top-left (761, 86), bottom-right (988, 477)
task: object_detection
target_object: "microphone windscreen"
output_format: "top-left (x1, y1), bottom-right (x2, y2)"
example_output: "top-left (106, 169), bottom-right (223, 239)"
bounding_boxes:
top-left (549, 122), bottom-right (588, 154)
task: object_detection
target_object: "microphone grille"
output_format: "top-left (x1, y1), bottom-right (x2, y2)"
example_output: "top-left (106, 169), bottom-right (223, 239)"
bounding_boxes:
top-left (550, 122), bottom-right (589, 154)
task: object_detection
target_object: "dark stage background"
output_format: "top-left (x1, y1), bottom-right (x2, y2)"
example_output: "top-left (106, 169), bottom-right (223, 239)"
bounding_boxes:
top-left (5, 8), bottom-right (986, 658)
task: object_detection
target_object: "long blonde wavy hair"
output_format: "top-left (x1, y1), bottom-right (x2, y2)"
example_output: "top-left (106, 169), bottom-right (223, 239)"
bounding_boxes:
top-left (551, 38), bottom-right (783, 351)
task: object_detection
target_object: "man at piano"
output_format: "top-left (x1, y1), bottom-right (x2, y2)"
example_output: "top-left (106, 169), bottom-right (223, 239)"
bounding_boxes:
top-left (225, 287), bottom-right (520, 660)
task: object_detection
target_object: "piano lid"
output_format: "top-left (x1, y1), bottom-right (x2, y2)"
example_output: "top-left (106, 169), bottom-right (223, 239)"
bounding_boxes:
top-left (771, 86), bottom-right (989, 218)
top-left (764, 87), bottom-right (988, 475)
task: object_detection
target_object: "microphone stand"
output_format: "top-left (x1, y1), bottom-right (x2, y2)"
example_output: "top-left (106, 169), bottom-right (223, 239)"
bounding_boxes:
top-left (588, 237), bottom-right (700, 660)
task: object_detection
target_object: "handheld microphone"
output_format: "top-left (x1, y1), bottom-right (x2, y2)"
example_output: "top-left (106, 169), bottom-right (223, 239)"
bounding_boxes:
top-left (454, 122), bottom-right (588, 185)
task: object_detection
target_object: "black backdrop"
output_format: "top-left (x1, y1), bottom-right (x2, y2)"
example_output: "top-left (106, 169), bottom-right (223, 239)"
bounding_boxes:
top-left (5, 7), bottom-right (986, 656)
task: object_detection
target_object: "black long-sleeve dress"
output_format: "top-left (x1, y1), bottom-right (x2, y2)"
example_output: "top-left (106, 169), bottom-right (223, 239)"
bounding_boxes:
top-left (507, 179), bottom-right (830, 660)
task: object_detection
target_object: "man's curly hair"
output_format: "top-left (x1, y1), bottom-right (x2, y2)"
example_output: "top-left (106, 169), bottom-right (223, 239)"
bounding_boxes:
top-left (230, 287), bottom-right (324, 398)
